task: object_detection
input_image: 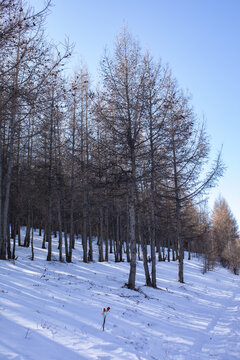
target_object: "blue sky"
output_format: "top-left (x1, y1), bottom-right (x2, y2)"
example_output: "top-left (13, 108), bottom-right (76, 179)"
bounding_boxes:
top-left (32, 0), bottom-right (240, 225)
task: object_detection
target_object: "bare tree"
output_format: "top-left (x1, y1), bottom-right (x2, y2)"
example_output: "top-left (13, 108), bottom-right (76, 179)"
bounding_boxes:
top-left (211, 196), bottom-right (239, 268)
top-left (164, 88), bottom-right (224, 283)
top-left (97, 29), bottom-right (146, 289)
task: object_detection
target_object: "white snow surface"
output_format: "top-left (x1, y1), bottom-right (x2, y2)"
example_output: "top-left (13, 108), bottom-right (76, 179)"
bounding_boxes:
top-left (0, 230), bottom-right (240, 360)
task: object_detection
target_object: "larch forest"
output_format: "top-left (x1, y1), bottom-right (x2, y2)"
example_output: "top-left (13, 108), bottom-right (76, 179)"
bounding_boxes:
top-left (1, 0), bottom-right (240, 292)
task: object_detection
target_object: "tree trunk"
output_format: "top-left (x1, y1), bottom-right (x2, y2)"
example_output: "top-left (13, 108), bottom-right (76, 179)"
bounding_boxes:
top-left (188, 240), bottom-right (191, 260)
top-left (109, 212), bottom-right (113, 255)
top-left (57, 194), bottom-right (63, 262)
top-left (42, 226), bottom-right (47, 249)
top-left (176, 198), bottom-right (184, 283)
top-left (24, 204), bottom-right (31, 247)
top-left (1, 125), bottom-right (15, 259)
top-left (116, 202), bottom-right (120, 262)
top-left (98, 205), bottom-right (104, 262)
top-left (17, 223), bottom-right (21, 246)
top-left (172, 129), bottom-right (184, 283)
top-left (12, 233), bottom-right (16, 260)
top-left (46, 92), bottom-right (55, 262)
top-left (82, 188), bottom-right (88, 262)
top-left (167, 214), bottom-right (171, 262)
top-left (68, 97), bottom-right (76, 262)
top-left (150, 194), bottom-right (157, 287)
top-left (88, 197), bottom-right (93, 262)
top-left (105, 207), bottom-right (109, 262)
top-left (126, 201), bottom-right (130, 262)
top-left (127, 182), bottom-right (136, 289)
top-left (138, 210), bottom-right (151, 286)
top-left (46, 201), bottom-right (52, 261)
top-left (31, 212), bottom-right (34, 261)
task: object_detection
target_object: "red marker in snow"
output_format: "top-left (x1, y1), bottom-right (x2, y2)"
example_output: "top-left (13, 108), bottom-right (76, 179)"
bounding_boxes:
top-left (102, 306), bottom-right (110, 330)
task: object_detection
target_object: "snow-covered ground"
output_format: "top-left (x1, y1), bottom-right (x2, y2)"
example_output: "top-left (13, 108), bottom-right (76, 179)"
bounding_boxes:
top-left (0, 230), bottom-right (240, 360)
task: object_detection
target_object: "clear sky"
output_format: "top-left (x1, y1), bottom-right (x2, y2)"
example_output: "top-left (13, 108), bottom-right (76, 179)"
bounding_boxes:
top-left (31, 0), bottom-right (240, 225)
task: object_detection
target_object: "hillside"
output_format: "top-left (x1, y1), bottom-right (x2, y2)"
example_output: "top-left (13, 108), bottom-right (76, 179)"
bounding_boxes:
top-left (0, 230), bottom-right (239, 360)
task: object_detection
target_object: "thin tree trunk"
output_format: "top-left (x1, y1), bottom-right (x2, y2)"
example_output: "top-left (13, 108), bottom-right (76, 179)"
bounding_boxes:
top-left (138, 210), bottom-right (151, 286)
top-left (7, 216), bottom-right (11, 259)
top-left (24, 204), bottom-right (31, 247)
top-left (42, 225), bottom-right (47, 249)
top-left (12, 233), bottom-right (16, 260)
top-left (150, 194), bottom-right (157, 287)
top-left (188, 240), bottom-right (191, 260)
top-left (46, 199), bottom-right (52, 261)
top-left (31, 211), bottom-right (34, 261)
top-left (82, 188), bottom-right (88, 262)
top-left (46, 90), bottom-right (55, 262)
top-left (119, 209), bottom-right (123, 262)
top-left (176, 198), bottom-right (184, 283)
top-left (17, 223), bottom-right (21, 246)
top-left (127, 182), bottom-right (136, 289)
top-left (105, 207), bottom-right (109, 262)
top-left (109, 212), bottom-right (113, 254)
top-left (126, 200), bottom-right (130, 262)
top-left (64, 228), bottom-right (68, 262)
top-left (167, 214), bottom-right (171, 262)
top-left (69, 190), bottom-right (74, 256)
top-left (68, 98), bottom-right (76, 262)
top-left (88, 196), bottom-right (93, 262)
top-left (116, 202), bottom-right (120, 262)
top-left (98, 205), bottom-right (104, 262)
top-left (57, 194), bottom-right (63, 262)
top-left (2, 126), bottom-right (15, 259)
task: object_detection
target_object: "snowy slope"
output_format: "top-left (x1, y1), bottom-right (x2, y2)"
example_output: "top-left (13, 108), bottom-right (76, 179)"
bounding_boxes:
top-left (0, 229), bottom-right (239, 360)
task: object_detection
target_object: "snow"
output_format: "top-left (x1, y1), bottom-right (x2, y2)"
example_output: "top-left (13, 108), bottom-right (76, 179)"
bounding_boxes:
top-left (0, 230), bottom-right (240, 360)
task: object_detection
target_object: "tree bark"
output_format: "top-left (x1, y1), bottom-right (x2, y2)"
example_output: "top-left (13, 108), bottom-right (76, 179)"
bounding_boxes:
top-left (98, 205), bottom-right (104, 262)
top-left (105, 207), bottom-right (109, 262)
top-left (82, 187), bottom-right (88, 262)
top-left (57, 194), bottom-right (63, 262)
top-left (138, 210), bottom-right (151, 286)
top-left (127, 182), bottom-right (136, 289)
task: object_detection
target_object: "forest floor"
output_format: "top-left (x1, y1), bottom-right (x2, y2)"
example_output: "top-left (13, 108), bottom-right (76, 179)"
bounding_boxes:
top-left (0, 229), bottom-right (240, 360)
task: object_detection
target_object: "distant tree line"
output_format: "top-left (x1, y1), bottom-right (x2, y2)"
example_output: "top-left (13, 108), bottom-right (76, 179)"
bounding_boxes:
top-left (1, 0), bottom-right (237, 289)
top-left (204, 197), bottom-right (240, 275)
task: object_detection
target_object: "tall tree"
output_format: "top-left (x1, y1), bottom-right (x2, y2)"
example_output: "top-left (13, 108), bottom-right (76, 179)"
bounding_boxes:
top-left (164, 87), bottom-right (223, 283)
top-left (211, 197), bottom-right (239, 260)
top-left (98, 29), bottom-right (146, 289)
top-left (141, 52), bottom-right (171, 287)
